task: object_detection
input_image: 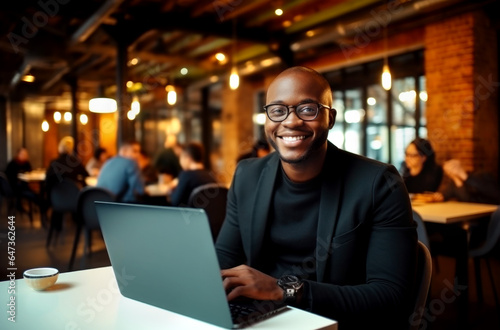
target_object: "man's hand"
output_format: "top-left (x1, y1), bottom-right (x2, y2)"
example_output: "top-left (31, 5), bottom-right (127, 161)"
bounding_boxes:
top-left (221, 265), bottom-right (283, 301)
top-left (443, 159), bottom-right (468, 187)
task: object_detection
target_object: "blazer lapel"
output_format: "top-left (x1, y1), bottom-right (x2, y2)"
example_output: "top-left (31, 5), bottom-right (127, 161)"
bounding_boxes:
top-left (316, 143), bottom-right (344, 282)
top-left (248, 154), bottom-right (280, 266)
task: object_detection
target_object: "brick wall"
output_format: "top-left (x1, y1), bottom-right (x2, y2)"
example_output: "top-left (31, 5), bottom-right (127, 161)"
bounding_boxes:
top-left (425, 11), bottom-right (498, 176)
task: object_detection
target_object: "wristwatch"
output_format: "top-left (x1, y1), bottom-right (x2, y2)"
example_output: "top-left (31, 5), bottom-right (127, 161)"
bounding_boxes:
top-left (277, 275), bottom-right (303, 303)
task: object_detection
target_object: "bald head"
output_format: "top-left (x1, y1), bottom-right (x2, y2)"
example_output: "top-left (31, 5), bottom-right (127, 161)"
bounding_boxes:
top-left (267, 66), bottom-right (333, 107)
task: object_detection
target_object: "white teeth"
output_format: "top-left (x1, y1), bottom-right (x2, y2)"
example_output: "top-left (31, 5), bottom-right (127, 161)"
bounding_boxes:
top-left (282, 136), bottom-right (305, 141)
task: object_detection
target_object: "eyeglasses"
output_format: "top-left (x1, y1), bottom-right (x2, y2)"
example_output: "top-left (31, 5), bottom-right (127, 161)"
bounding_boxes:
top-left (263, 102), bottom-right (332, 122)
top-left (405, 152), bottom-right (421, 158)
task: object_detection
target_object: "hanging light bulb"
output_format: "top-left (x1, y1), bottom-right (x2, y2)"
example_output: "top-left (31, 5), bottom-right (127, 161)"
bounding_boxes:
top-left (80, 113), bottom-right (88, 125)
top-left (64, 112), bottom-right (72, 122)
top-left (381, 61), bottom-right (392, 91)
top-left (41, 120), bottom-right (49, 132)
top-left (53, 111), bottom-right (61, 123)
top-left (229, 67), bottom-right (239, 90)
top-left (166, 85), bottom-right (177, 105)
top-left (131, 95), bottom-right (140, 115)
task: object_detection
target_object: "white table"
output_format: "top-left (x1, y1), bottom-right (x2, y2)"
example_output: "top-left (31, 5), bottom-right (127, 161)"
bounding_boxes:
top-left (18, 170), bottom-right (46, 182)
top-left (0, 266), bottom-right (337, 329)
top-left (412, 201), bottom-right (498, 224)
top-left (145, 183), bottom-right (170, 197)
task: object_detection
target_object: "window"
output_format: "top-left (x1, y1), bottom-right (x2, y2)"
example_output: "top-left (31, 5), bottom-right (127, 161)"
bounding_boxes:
top-left (326, 50), bottom-right (426, 166)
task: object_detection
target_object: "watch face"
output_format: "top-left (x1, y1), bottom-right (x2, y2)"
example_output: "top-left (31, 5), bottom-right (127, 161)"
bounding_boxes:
top-left (279, 275), bottom-right (299, 286)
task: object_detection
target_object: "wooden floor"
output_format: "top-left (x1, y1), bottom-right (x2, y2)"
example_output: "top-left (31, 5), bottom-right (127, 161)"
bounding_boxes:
top-left (1, 203), bottom-right (499, 329)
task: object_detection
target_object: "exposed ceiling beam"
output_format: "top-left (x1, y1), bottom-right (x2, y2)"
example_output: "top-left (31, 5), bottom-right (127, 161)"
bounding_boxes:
top-left (70, 0), bottom-right (125, 45)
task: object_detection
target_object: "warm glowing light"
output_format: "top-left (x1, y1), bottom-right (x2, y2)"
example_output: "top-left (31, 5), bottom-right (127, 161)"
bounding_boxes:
top-left (367, 97), bottom-right (376, 106)
top-left (229, 67), bottom-right (239, 90)
top-left (282, 20), bottom-right (292, 27)
top-left (381, 63), bottom-right (392, 90)
top-left (127, 110), bottom-right (136, 120)
top-left (419, 91), bottom-right (428, 102)
top-left (53, 111), bottom-right (62, 123)
top-left (126, 81), bottom-right (134, 88)
top-left (22, 74), bottom-right (35, 83)
top-left (215, 53), bottom-right (226, 62)
top-left (41, 120), bottom-right (49, 132)
top-left (80, 114), bottom-right (88, 125)
top-left (166, 85), bottom-right (177, 105)
top-left (210, 75), bottom-right (219, 83)
top-left (130, 58), bottom-right (139, 65)
top-left (275, 8), bottom-right (283, 16)
top-left (89, 98), bottom-right (117, 113)
top-left (180, 67), bottom-right (188, 75)
top-left (64, 112), bottom-right (72, 122)
top-left (131, 96), bottom-right (140, 115)
top-left (306, 30), bottom-right (315, 37)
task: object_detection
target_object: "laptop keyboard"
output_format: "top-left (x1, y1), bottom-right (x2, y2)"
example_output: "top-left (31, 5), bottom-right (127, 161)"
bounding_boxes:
top-left (229, 302), bottom-right (257, 321)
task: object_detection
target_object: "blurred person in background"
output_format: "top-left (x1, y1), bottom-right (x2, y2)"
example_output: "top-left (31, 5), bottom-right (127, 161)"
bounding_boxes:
top-left (431, 159), bottom-right (500, 204)
top-left (45, 136), bottom-right (89, 192)
top-left (85, 147), bottom-right (109, 177)
top-left (97, 140), bottom-right (144, 203)
top-left (401, 138), bottom-right (443, 194)
top-left (153, 134), bottom-right (182, 184)
top-left (169, 142), bottom-right (216, 206)
top-left (138, 150), bottom-right (158, 186)
top-left (237, 139), bottom-right (272, 163)
top-left (5, 147), bottom-right (35, 211)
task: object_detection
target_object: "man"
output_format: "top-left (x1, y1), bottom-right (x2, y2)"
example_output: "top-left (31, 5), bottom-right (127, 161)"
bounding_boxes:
top-left (97, 141), bottom-right (144, 203)
top-left (216, 67), bottom-right (417, 329)
top-left (170, 142), bottom-right (216, 206)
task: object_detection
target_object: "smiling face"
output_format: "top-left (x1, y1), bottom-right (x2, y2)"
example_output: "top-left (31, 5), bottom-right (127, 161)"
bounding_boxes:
top-left (265, 67), bottom-right (335, 166)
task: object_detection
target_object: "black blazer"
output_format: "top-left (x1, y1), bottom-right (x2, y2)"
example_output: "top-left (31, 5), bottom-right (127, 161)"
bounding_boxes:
top-left (216, 142), bottom-right (417, 329)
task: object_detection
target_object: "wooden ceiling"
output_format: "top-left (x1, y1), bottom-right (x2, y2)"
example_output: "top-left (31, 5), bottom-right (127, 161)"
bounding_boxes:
top-left (1, 0), bottom-right (498, 104)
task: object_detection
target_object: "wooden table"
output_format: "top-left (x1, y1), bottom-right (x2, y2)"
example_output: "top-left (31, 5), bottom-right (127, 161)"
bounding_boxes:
top-left (412, 201), bottom-right (498, 328)
top-left (0, 266), bottom-right (338, 329)
top-left (412, 201), bottom-right (498, 224)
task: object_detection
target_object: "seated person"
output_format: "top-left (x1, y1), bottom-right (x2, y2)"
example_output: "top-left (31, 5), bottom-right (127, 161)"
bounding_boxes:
top-left (85, 147), bottom-right (109, 177)
top-left (431, 159), bottom-right (500, 205)
top-left (45, 137), bottom-right (89, 233)
top-left (153, 135), bottom-right (182, 184)
top-left (97, 141), bottom-right (144, 203)
top-left (401, 138), bottom-right (443, 194)
top-left (138, 150), bottom-right (158, 186)
top-left (45, 136), bottom-right (89, 192)
top-left (237, 139), bottom-right (271, 162)
top-left (5, 147), bottom-right (36, 211)
top-left (169, 142), bottom-right (216, 206)
top-left (215, 66), bottom-right (416, 330)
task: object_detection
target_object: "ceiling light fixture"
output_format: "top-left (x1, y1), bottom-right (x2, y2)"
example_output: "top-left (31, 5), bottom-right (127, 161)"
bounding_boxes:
top-left (131, 95), bottom-right (140, 115)
top-left (41, 120), bottom-right (49, 132)
top-left (166, 85), bottom-right (177, 105)
top-left (80, 113), bottom-right (88, 125)
top-left (64, 112), bottom-right (72, 122)
top-left (89, 97), bottom-right (117, 113)
top-left (22, 74), bottom-right (35, 83)
top-left (275, 8), bottom-right (283, 16)
top-left (381, 25), bottom-right (391, 91)
top-left (53, 111), bottom-right (61, 123)
top-left (229, 19), bottom-right (239, 90)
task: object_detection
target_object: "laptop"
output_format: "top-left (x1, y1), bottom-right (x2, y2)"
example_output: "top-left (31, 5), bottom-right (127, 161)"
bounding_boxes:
top-left (95, 201), bottom-right (287, 329)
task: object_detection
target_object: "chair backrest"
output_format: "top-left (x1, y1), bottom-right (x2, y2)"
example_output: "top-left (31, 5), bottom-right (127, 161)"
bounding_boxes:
top-left (188, 183), bottom-right (229, 241)
top-left (50, 178), bottom-right (80, 213)
top-left (413, 210), bottom-right (430, 251)
top-left (0, 172), bottom-right (15, 198)
top-left (409, 240), bottom-right (432, 330)
top-left (77, 186), bottom-right (115, 230)
top-left (469, 206), bottom-right (500, 257)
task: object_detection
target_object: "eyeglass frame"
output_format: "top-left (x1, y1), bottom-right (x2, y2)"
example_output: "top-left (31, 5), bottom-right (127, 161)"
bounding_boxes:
top-left (263, 102), bottom-right (333, 122)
